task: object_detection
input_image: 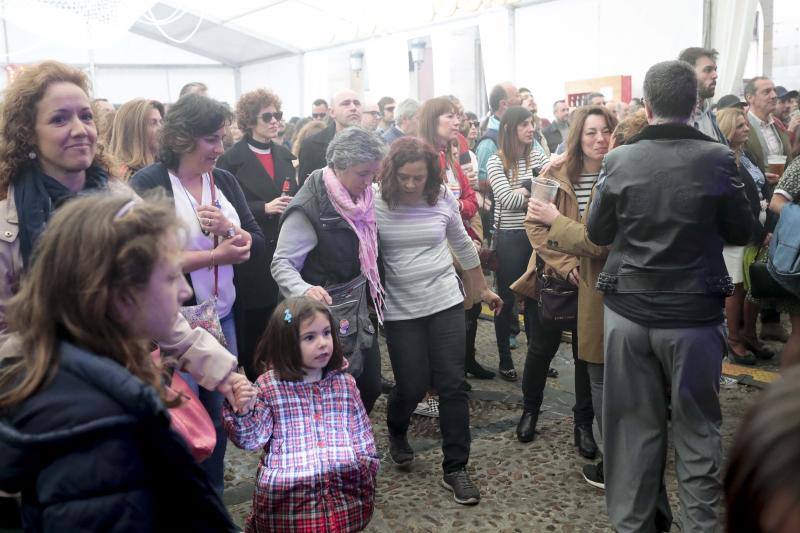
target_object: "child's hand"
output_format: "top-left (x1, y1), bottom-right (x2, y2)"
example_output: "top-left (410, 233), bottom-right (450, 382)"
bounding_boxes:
top-left (229, 373), bottom-right (257, 414)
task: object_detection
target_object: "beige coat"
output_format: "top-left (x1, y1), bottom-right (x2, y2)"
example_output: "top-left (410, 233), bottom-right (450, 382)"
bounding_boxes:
top-left (0, 182), bottom-right (237, 389)
top-left (510, 167), bottom-right (608, 363)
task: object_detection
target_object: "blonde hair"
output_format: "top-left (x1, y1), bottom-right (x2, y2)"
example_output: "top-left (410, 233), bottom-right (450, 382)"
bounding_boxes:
top-left (0, 192), bottom-right (182, 409)
top-left (108, 98), bottom-right (164, 180)
top-left (717, 107), bottom-right (746, 165)
top-left (0, 60), bottom-right (115, 199)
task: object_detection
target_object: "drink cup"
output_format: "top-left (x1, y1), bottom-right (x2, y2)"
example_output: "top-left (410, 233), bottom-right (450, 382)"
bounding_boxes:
top-left (531, 177), bottom-right (559, 203)
top-left (767, 154), bottom-right (787, 177)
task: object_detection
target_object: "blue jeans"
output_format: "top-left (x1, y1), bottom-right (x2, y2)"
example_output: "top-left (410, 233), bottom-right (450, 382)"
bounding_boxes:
top-left (493, 229), bottom-right (532, 370)
top-left (180, 312), bottom-right (237, 496)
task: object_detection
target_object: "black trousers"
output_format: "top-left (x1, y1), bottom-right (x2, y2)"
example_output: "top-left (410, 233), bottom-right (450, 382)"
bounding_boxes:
top-left (236, 305), bottom-right (275, 381)
top-left (493, 229), bottom-right (532, 369)
top-left (465, 302), bottom-right (482, 361)
top-left (385, 303), bottom-right (470, 473)
top-left (355, 333), bottom-right (381, 414)
top-left (521, 298), bottom-right (594, 427)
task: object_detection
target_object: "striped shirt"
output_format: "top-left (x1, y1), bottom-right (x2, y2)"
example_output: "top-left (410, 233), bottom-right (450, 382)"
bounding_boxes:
top-left (574, 171), bottom-right (599, 216)
top-left (375, 186), bottom-right (480, 321)
top-left (487, 149), bottom-right (549, 230)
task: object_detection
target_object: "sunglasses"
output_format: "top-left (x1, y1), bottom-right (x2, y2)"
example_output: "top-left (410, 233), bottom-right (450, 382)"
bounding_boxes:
top-left (311, 112), bottom-right (327, 119)
top-left (260, 111), bottom-right (283, 123)
top-left (383, 106), bottom-right (396, 113)
top-left (470, 121), bottom-right (480, 127)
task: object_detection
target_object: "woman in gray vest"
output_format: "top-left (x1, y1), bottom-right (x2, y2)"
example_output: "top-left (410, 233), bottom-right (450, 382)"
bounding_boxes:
top-left (271, 127), bottom-right (386, 413)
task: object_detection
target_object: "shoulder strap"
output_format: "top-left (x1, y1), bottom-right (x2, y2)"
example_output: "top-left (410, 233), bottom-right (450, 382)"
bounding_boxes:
top-left (208, 172), bottom-right (219, 297)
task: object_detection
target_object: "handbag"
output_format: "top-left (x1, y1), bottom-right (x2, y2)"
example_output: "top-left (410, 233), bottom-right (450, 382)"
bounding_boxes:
top-left (179, 172), bottom-right (228, 347)
top-left (326, 275), bottom-right (375, 379)
top-left (536, 256), bottom-right (578, 327)
top-left (749, 261), bottom-right (793, 299)
top-left (151, 347), bottom-right (216, 462)
top-left (479, 200), bottom-right (501, 272)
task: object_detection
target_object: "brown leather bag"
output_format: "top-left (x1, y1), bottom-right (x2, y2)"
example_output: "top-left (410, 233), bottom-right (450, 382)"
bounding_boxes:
top-left (536, 256), bottom-right (577, 327)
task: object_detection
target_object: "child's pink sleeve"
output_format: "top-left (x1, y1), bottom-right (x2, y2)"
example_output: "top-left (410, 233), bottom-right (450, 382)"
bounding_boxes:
top-left (346, 375), bottom-right (380, 479)
top-left (222, 379), bottom-right (273, 451)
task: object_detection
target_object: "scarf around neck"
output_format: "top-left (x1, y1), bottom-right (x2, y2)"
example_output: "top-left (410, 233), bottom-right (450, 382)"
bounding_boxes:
top-left (14, 163), bottom-right (109, 267)
top-left (321, 167), bottom-right (385, 322)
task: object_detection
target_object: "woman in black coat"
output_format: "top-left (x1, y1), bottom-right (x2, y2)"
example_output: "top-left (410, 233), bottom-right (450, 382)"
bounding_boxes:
top-left (216, 88), bottom-right (297, 380)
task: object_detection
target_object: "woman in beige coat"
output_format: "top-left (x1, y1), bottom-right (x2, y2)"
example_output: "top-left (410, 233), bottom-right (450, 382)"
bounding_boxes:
top-left (511, 106), bottom-right (617, 462)
top-left (525, 110), bottom-right (647, 488)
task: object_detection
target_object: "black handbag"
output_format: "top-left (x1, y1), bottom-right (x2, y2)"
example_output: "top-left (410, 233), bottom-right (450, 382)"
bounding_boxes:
top-left (536, 256), bottom-right (578, 327)
top-left (749, 261), bottom-right (793, 299)
top-left (325, 275), bottom-right (375, 378)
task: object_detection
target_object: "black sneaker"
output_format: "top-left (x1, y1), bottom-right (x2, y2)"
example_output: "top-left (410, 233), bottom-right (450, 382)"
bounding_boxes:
top-left (582, 461), bottom-right (605, 490)
top-left (441, 468), bottom-right (480, 505)
top-left (388, 434), bottom-right (414, 467)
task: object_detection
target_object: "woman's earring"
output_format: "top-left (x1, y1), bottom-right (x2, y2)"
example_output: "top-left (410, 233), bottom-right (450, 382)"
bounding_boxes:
top-left (28, 151), bottom-right (36, 160)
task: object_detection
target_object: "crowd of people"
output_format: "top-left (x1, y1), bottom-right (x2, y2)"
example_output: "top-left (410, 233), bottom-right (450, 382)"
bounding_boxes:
top-left (0, 46), bottom-right (799, 532)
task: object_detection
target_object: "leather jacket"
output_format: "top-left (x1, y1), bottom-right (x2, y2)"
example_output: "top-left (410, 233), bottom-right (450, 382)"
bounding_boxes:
top-left (587, 124), bottom-right (753, 296)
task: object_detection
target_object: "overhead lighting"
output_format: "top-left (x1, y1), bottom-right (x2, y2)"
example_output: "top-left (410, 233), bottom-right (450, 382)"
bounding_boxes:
top-left (350, 50), bottom-right (364, 73)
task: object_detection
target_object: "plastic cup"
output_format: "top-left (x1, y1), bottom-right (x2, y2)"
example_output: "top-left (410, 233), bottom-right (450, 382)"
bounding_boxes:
top-left (531, 177), bottom-right (559, 203)
top-left (767, 154), bottom-right (787, 177)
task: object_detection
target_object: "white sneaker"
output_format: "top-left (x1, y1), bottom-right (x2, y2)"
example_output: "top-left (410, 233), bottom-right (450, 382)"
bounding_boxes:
top-left (413, 396), bottom-right (439, 418)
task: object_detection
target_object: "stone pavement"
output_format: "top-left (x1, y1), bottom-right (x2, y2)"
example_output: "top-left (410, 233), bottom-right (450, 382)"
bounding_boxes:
top-left (222, 315), bottom-right (771, 532)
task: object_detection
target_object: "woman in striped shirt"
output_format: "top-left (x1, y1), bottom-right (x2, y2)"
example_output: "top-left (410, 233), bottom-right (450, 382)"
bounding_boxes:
top-left (487, 106), bottom-right (549, 380)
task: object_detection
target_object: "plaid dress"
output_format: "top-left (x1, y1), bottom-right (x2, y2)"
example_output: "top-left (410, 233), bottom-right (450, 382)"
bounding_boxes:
top-left (223, 367), bottom-right (379, 532)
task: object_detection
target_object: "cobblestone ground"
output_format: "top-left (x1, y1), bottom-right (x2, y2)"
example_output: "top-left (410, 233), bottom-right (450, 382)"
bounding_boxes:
top-left (223, 316), bottom-right (766, 532)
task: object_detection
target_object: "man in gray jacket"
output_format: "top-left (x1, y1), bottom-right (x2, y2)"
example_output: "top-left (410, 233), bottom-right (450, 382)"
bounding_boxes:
top-left (587, 60), bottom-right (753, 533)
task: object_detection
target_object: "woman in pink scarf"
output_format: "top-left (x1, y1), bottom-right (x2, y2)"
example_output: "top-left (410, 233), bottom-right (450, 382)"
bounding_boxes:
top-left (270, 127), bottom-right (386, 413)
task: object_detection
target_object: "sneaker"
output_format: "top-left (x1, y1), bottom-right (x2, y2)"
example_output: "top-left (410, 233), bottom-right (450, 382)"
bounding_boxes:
top-left (441, 468), bottom-right (481, 505)
top-left (509, 335), bottom-right (519, 350)
top-left (582, 461), bottom-right (605, 490)
top-left (413, 396), bottom-right (439, 418)
top-left (388, 434), bottom-right (414, 467)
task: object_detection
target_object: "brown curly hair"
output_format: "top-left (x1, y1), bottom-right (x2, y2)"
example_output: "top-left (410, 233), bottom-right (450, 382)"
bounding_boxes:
top-left (378, 137), bottom-right (442, 209)
top-left (235, 88), bottom-right (282, 134)
top-left (0, 60), bottom-right (114, 199)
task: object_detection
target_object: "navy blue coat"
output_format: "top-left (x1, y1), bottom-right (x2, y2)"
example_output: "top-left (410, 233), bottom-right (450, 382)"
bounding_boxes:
top-left (0, 341), bottom-right (237, 532)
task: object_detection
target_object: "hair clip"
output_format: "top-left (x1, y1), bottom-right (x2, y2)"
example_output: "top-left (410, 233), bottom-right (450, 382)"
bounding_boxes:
top-left (283, 309), bottom-right (292, 324)
top-left (114, 200), bottom-right (137, 220)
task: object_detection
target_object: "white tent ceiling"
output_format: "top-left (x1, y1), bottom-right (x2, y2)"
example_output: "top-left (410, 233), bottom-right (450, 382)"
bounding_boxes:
top-left (2, 0), bottom-right (522, 67)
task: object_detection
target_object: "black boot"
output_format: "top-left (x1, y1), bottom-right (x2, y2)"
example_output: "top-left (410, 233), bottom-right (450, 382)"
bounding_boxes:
top-left (574, 425), bottom-right (598, 459)
top-left (516, 410), bottom-right (538, 443)
top-left (465, 358), bottom-right (495, 379)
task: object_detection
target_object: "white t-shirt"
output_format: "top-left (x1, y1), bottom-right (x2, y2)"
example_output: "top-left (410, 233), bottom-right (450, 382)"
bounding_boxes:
top-left (169, 172), bottom-right (241, 319)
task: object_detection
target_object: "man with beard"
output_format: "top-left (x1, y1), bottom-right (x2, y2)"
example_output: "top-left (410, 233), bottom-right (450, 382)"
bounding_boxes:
top-left (298, 89), bottom-right (363, 185)
top-left (679, 47), bottom-right (726, 143)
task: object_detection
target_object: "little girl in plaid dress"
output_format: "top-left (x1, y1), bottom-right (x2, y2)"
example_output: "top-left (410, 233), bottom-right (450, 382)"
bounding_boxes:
top-left (223, 297), bottom-right (379, 532)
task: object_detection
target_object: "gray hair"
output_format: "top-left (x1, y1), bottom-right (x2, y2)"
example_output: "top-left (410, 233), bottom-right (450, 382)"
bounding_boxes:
top-left (325, 127), bottom-right (387, 169)
top-left (395, 98), bottom-right (420, 122)
top-left (643, 60), bottom-right (697, 123)
top-left (744, 76), bottom-right (770, 98)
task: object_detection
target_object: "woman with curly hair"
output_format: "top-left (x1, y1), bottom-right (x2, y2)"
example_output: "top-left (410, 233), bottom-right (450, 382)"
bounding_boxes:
top-left (216, 88), bottom-right (296, 379)
top-left (107, 98), bottom-right (164, 180)
top-left (375, 136), bottom-right (501, 505)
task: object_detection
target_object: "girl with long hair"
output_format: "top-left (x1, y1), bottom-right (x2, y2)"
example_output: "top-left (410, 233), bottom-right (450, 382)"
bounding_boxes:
top-left (108, 98), bottom-right (164, 180)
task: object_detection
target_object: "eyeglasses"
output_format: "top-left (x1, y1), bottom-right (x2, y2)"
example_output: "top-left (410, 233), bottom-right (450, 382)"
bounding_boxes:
top-left (364, 111), bottom-right (380, 117)
top-left (470, 121), bottom-right (480, 127)
top-left (260, 111), bottom-right (283, 123)
top-left (312, 112), bottom-right (327, 119)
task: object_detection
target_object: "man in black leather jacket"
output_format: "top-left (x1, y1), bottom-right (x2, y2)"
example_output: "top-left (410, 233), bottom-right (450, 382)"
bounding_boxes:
top-left (586, 60), bottom-right (753, 533)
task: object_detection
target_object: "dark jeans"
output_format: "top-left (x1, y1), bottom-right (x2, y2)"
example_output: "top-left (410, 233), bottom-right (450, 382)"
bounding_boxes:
top-left (385, 303), bottom-right (470, 473)
top-left (493, 229), bottom-right (532, 370)
top-left (466, 303), bottom-right (482, 361)
top-left (236, 305), bottom-right (275, 381)
top-left (522, 298), bottom-right (594, 427)
top-left (355, 333), bottom-right (381, 414)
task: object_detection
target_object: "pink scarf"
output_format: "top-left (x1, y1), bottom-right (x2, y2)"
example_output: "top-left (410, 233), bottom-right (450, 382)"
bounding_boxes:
top-left (322, 167), bottom-right (385, 323)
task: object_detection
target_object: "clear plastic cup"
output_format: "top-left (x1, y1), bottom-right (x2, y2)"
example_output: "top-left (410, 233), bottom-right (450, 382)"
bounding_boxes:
top-left (531, 177), bottom-right (559, 203)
